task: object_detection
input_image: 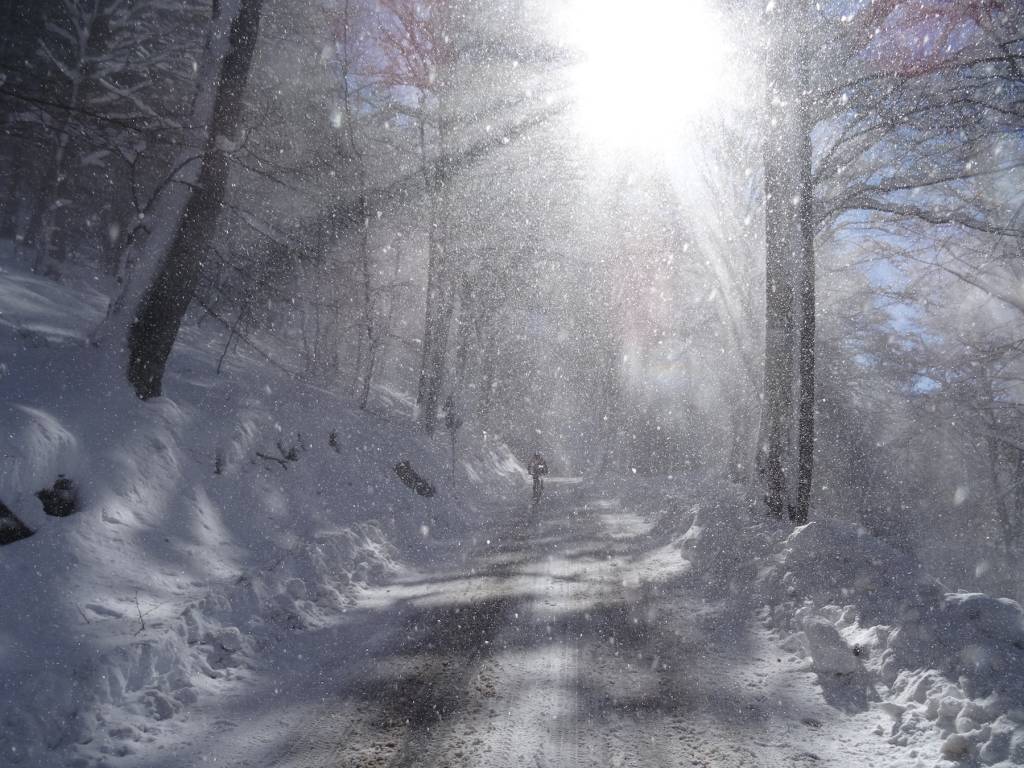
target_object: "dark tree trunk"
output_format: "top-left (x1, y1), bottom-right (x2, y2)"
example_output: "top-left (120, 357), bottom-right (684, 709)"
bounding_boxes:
top-left (477, 326), bottom-right (498, 422)
top-left (416, 160), bottom-right (456, 434)
top-left (794, 55), bottom-right (816, 526)
top-left (1014, 448), bottom-right (1024, 546)
top-left (415, 20), bottom-right (457, 435)
top-left (0, 157), bottom-right (20, 240)
top-left (418, 272), bottom-right (456, 434)
top-left (987, 436), bottom-right (1013, 548)
top-left (358, 338), bottom-right (377, 410)
top-left (126, 0), bottom-right (263, 399)
top-left (339, 0), bottom-right (377, 410)
top-left (452, 276), bottom-right (475, 392)
top-left (758, 5), bottom-right (801, 519)
top-left (728, 398), bottom-right (755, 482)
top-left (354, 188), bottom-right (375, 408)
top-left (598, 332), bottom-right (624, 473)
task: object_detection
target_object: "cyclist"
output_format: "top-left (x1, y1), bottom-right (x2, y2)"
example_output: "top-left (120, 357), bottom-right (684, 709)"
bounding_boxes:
top-left (527, 452), bottom-right (549, 503)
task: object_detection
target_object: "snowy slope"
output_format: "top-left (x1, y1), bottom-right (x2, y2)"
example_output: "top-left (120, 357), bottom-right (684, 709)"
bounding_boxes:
top-left (0, 261), bottom-right (523, 767)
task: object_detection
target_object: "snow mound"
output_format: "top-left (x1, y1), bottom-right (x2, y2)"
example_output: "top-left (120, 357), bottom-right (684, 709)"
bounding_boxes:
top-left (754, 518), bottom-right (1024, 766)
top-left (781, 520), bottom-right (940, 624)
top-left (887, 593), bottom-right (1024, 702)
top-left (672, 492), bottom-right (775, 598)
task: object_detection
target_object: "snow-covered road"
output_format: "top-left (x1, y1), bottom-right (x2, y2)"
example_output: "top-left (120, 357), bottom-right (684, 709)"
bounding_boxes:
top-left (162, 486), bottom-right (913, 768)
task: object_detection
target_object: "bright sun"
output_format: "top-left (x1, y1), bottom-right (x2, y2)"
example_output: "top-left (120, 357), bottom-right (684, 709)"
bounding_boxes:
top-left (565, 0), bottom-right (731, 153)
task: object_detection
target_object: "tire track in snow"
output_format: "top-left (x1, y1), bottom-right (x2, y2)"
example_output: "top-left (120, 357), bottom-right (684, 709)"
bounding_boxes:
top-left (268, 487), bottom-right (911, 768)
top-left (428, 504), bottom-right (624, 768)
top-left (269, 524), bottom-right (521, 768)
top-left (533, 547), bottom-right (582, 768)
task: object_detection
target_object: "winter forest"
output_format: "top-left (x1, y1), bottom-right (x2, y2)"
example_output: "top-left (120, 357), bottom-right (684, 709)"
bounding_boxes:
top-left (2, 0), bottom-right (1024, 766)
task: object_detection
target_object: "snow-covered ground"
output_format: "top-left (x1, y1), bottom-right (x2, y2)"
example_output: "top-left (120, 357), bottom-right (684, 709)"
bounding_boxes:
top-left (0, 262), bottom-right (522, 766)
top-left (2, 260), bottom-right (1023, 768)
top-left (677, 498), bottom-right (1024, 767)
top-left (119, 484), bottom-right (944, 768)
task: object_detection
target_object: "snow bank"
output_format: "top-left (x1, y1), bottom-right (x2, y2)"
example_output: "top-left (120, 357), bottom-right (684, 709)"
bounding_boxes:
top-left (679, 508), bottom-right (1024, 765)
top-left (0, 265), bottom-right (521, 766)
top-left (782, 524), bottom-right (1024, 765)
top-left (662, 485), bottom-right (773, 598)
top-left (780, 520), bottom-right (936, 620)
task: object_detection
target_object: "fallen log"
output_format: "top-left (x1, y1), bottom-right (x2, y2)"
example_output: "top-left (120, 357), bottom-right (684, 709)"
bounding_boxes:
top-left (395, 460), bottom-right (435, 497)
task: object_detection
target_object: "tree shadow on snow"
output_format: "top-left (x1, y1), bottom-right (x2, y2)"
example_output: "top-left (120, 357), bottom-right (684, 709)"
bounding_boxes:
top-left (133, 485), bottom-right (786, 766)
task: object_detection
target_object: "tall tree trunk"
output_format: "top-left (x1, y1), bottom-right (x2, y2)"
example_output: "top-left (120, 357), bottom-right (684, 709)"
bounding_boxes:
top-left (416, 129), bottom-right (456, 434)
top-left (598, 331), bottom-right (624, 473)
top-left (125, 0), bottom-right (264, 399)
top-left (728, 397), bottom-right (756, 482)
top-left (987, 435), bottom-right (1013, 549)
top-left (1014, 448), bottom-right (1024, 547)
top-left (339, 0), bottom-right (376, 408)
top-left (0, 161), bottom-right (17, 240)
top-left (758, 2), bottom-right (802, 519)
top-left (980, 371), bottom-right (1014, 549)
top-left (358, 334), bottom-right (378, 410)
top-left (415, 12), bottom-right (457, 434)
top-left (418, 255), bottom-right (456, 433)
top-left (477, 325), bottom-right (498, 423)
top-left (29, 0), bottom-right (104, 268)
top-left (27, 85), bottom-right (78, 267)
top-left (452, 275), bottom-right (475, 394)
top-left (794, 53), bottom-right (816, 526)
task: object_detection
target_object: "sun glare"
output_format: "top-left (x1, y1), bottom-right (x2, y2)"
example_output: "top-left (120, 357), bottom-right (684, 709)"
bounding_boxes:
top-left (565, 0), bottom-right (731, 153)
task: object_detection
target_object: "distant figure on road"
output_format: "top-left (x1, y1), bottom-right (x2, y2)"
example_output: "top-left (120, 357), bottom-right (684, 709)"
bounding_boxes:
top-left (527, 452), bottom-right (548, 504)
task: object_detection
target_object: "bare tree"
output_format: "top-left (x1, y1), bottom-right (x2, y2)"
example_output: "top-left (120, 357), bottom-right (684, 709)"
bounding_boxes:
top-left (757, 0), bottom-right (804, 519)
top-left (126, 0), bottom-right (265, 398)
top-left (1, 0), bottom-right (201, 272)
